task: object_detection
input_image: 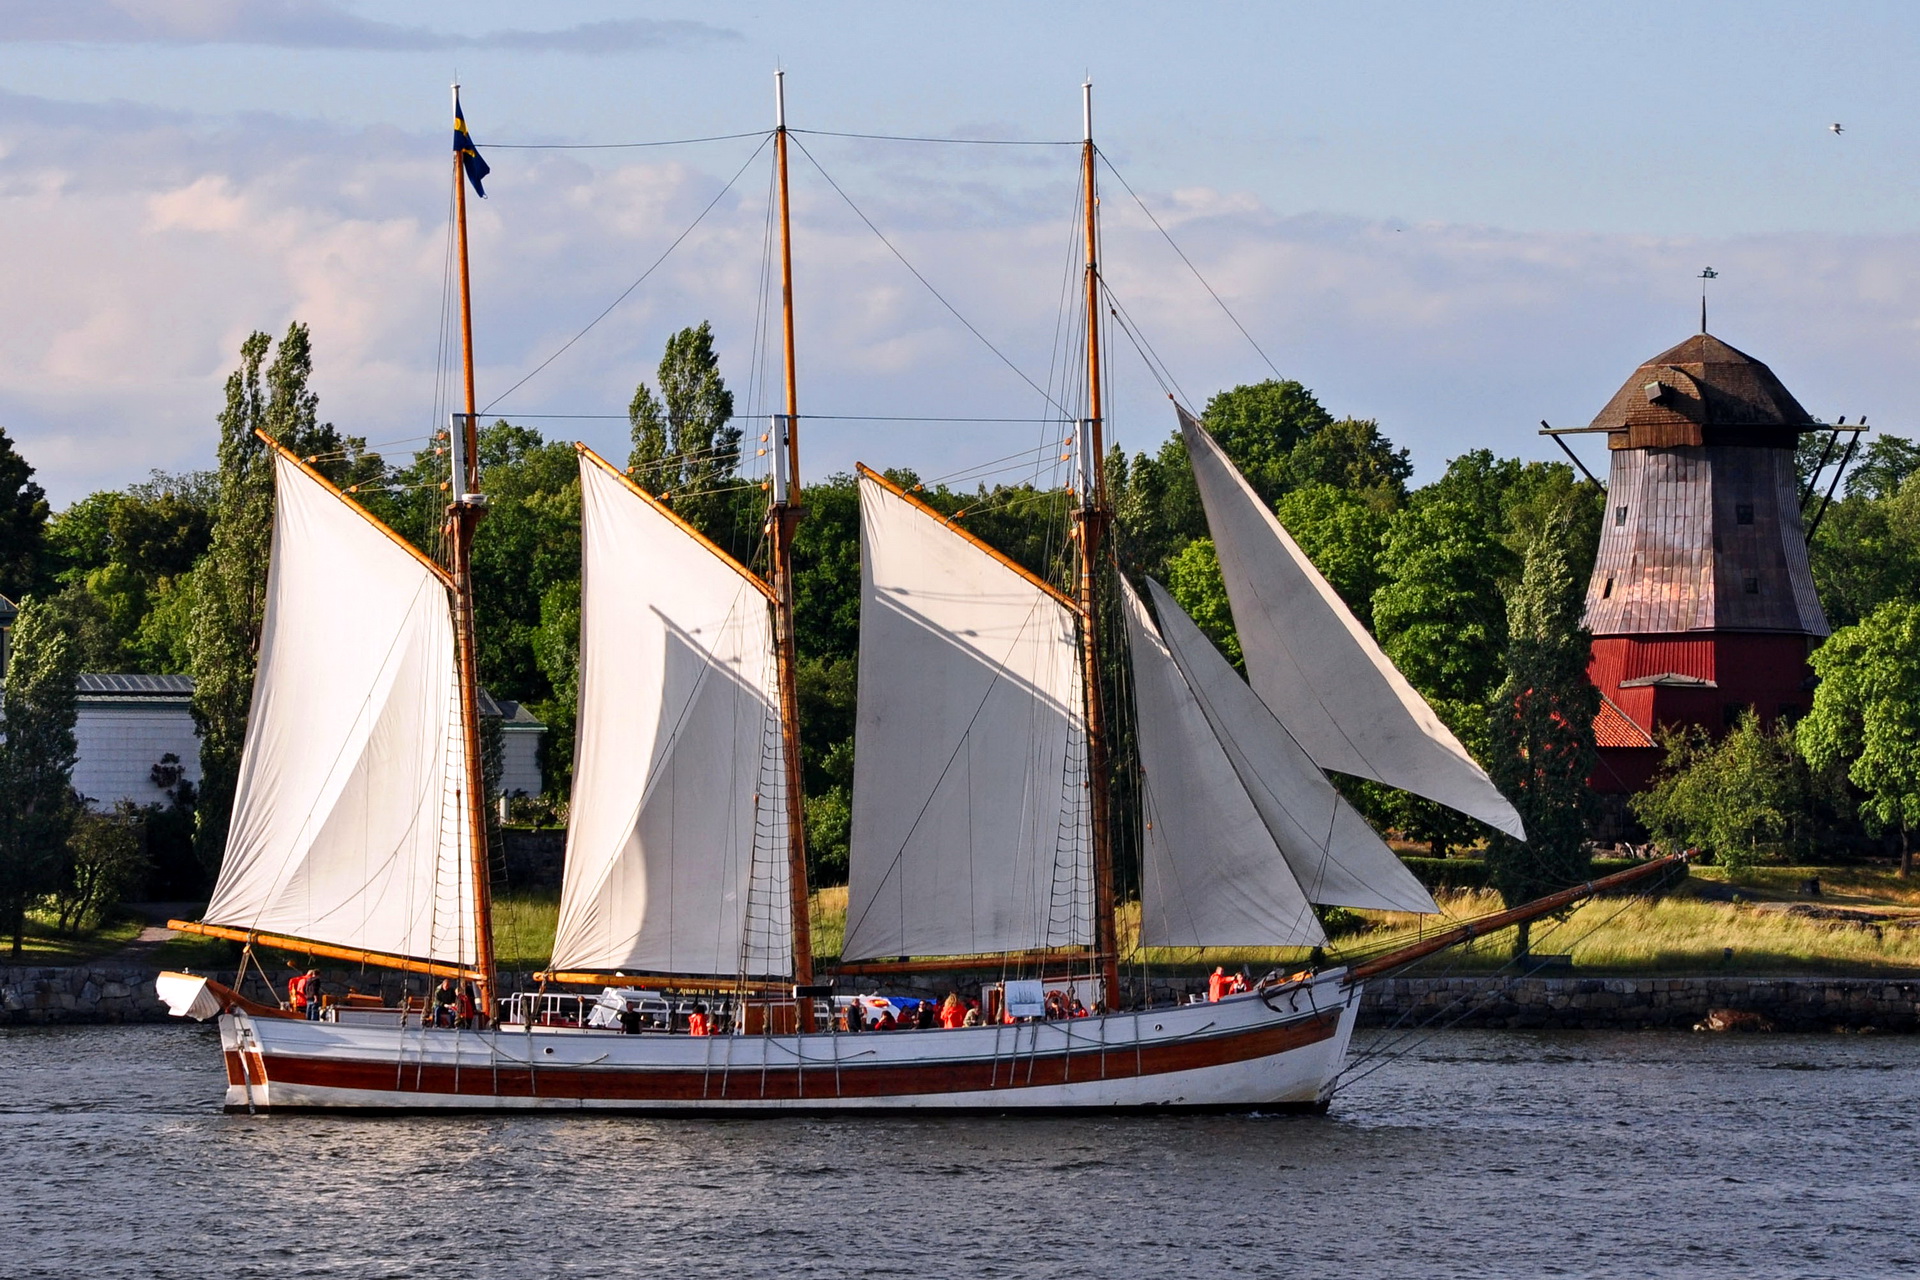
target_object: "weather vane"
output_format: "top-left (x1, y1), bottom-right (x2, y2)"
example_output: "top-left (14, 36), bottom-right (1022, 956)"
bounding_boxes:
top-left (1699, 267), bottom-right (1717, 333)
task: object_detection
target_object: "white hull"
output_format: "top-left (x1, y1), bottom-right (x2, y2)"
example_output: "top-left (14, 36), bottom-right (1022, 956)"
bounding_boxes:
top-left (172, 972), bottom-right (1364, 1113)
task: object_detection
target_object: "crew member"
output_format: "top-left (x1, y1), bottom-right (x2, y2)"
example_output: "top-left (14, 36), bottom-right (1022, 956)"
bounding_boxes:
top-left (688, 1003), bottom-right (711, 1036)
top-left (939, 992), bottom-right (966, 1029)
top-left (1207, 966), bottom-right (1231, 1003)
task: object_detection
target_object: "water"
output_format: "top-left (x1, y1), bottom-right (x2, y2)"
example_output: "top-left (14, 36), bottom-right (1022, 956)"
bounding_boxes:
top-left (2, 1024), bottom-right (1913, 1279)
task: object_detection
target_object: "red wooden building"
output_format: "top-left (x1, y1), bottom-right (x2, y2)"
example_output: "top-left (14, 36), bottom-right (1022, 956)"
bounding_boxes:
top-left (1564, 333), bottom-right (1829, 806)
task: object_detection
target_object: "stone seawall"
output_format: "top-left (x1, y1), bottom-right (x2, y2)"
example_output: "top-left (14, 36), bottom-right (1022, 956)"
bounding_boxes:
top-left (6, 965), bottom-right (1917, 1031)
top-left (1357, 975), bottom-right (1920, 1031)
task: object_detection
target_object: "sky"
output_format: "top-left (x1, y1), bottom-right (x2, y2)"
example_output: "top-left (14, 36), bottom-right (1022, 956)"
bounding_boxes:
top-left (1, 0), bottom-right (1917, 505)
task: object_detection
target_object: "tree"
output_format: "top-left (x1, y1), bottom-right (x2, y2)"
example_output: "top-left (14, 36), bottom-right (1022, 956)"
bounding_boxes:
top-left (1164, 538), bottom-right (1241, 667)
top-left (0, 425), bottom-right (50, 600)
top-left (1274, 483), bottom-right (1391, 626)
top-left (1199, 379), bottom-right (1335, 505)
top-left (1632, 711), bottom-right (1808, 875)
top-left (52, 804), bottom-right (147, 935)
top-left (528, 577), bottom-right (580, 806)
top-left (627, 321), bottom-right (741, 541)
top-left (188, 324), bottom-right (349, 870)
top-left (1799, 600), bottom-right (1920, 875)
top-left (1485, 526), bottom-right (1597, 954)
top-left (0, 596), bottom-right (80, 956)
top-left (1843, 433), bottom-right (1920, 502)
top-left (1807, 481), bottom-right (1920, 629)
top-left (1283, 417), bottom-right (1411, 508)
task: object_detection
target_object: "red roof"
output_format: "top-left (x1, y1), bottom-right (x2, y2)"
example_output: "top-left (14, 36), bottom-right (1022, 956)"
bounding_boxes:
top-left (1594, 694), bottom-right (1656, 750)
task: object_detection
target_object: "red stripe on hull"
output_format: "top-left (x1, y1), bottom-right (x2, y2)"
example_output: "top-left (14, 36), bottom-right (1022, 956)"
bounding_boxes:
top-left (250, 1012), bottom-right (1341, 1104)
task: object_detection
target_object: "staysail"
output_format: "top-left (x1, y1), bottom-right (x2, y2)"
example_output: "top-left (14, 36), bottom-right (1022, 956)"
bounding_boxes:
top-left (548, 451), bottom-right (792, 978)
top-left (1177, 406), bottom-right (1526, 840)
top-left (1143, 579), bottom-right (1436, 915)
top-left (843, 467), bottom-right (1092, 961)
top-left (202, 451), bottom-right (478, 965)
top-left (1120, 578), bottom-right (1325, 947)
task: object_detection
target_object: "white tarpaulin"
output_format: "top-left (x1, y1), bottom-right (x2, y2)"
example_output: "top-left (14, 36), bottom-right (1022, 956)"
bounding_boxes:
top-left (1178, 406), bottom-right (1525, 840)
top-left (1121, 578), bottom-right (1326, 947)
top-left (1145, 579), bottom-right (1436, 915)
top-left (843, 469), bottom-right (1092, 960)
top-left (549, 455), bottom-right (792, 978)
top-left (203, 452), bottom-right (477, 965)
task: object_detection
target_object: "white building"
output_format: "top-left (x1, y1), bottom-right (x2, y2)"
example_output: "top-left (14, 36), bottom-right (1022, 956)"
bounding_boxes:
top-left (73, 674), bottom-right (201, 809)
top-left (68, 673), bottom-right (544, 810)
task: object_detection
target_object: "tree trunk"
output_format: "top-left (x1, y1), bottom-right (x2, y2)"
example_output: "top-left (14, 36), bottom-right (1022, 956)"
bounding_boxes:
top-left (1902, 825), bottom-right (1912, 879)
top-left (8, 904), bottom-right (22, 960)
top-left (1512, 918), bottom-right (1532, 960)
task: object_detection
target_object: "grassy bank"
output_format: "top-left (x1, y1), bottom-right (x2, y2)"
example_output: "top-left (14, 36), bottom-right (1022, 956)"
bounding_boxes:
top-left (113, 865), bottom-right (1920, 981)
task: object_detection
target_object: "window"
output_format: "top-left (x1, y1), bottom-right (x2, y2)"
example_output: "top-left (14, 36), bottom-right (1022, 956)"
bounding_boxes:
top-left (1744, 576), bottom-right (1760, 594)
top-left (1615, 505), bottom-right (1629, 527)
top-left (1601, 577), bottom-right (1614, 599)
top-left (1736, 503), bottom-right (1754, 525)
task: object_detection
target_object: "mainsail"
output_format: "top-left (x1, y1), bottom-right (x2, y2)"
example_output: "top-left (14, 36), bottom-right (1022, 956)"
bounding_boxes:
top-left (843, 467), bottom-right (1092, 961)
top-left (202, 451), bottom-right (478, 966)
top-left (1142, 579), bottom-right (1436, 915)
top-left (549, 451), bottom-right (792, 978)
top-left (1177, 406), bottom-right (1526, 840)
top-left (1120, 579), bottom-right (1325, 947)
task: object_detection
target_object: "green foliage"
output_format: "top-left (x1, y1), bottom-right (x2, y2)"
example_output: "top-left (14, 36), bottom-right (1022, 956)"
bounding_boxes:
top-left (0, 596), bottom-right (80, 956)
top-left (52, 804), bottom-right (148, 934)
top-left (0, 425), bottom-right (49, 599)
top-left (1800, 600), bottom-right (1920, 870)
top-left (468, 423), bottom-right (581, 711)
top-left (528, 577), bottom-right (581, 800)
top-left (1273, 483), bottom-right (1389, 624)
top-left (1485, 525), bottom-right (1597, 926)
top-left (1373, 498), bottom-right (1508, 705)
top-left (1632, 712), bottom-right (1812, 874)
top-left (1283, 417), bottom-right (1412, 507)
top-left (627, 321), bottom-right (742, 542)
top-left (1163, 537), bottom-right (1240, 667)
top-left (1807, 481), bottom-right (1920, 629)
top-left (1844, 433), bottom-right (1920, 502)
top-left (1199, 379), bottom-right (1335, 505)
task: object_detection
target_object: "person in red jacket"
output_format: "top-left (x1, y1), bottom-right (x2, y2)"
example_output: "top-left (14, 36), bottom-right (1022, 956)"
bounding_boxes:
top-left (938, 993), bottom-right (966, 1029)
top-left (688, 1004), bottom-right (711, 1036)
top-left (1207, 966), bottom-right (1231, 1003)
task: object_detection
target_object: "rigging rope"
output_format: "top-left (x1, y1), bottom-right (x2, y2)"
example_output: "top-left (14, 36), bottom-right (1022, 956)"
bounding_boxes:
top-left (480, 134), bottom-right (773, 414)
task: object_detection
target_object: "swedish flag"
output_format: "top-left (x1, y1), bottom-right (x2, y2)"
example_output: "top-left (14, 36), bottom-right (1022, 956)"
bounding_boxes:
top-left (454, 91), bottom-right (490, 198)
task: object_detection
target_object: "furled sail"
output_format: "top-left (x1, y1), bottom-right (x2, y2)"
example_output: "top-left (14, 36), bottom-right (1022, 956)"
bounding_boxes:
top-left (549, 451), bottom-right (791, 978)
top-left (1144, 579), bottom-right (1437, 915)
top-left (1177, 406), bottom-right (1526, 840)
top-left (844, 467), bottom-right (1092, 961)
top-left (1120, 578), bottom-right (1325, 948)
top-left (203, 451), bottom-right (477, 965)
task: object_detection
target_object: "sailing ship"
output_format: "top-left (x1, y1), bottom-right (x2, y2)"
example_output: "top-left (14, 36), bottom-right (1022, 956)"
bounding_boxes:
top-left (157, 79), bottom-right (1681, 1111)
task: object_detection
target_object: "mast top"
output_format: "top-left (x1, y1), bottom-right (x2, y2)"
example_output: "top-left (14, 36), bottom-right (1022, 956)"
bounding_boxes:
top-left (1082, 80), bottom-right (1093, 143)
top-left (775, 68), bottom-right (787, 130)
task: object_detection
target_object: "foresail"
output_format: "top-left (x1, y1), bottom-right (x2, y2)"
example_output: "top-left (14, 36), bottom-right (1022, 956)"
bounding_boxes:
top-left (1121, 579), bottom-right (1325, 948)
top-left (203, 452), bottom-right (477, 966)
top-left (1145, 579), bottom-right (1437, 914)
top-left (844, 469), bottom-right (1092, 961)
top-left (549, 454), bottom-right (791, 978)
top-left (1178, 406), bottom-right (1526, 840)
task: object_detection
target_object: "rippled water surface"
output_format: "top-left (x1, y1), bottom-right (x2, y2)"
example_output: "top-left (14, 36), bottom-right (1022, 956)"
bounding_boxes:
top-left (2, 1023), bottom-right (1914, 1278)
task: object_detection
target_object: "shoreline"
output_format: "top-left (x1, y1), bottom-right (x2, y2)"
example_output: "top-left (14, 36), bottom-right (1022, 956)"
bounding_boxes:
top-left (5, 963), bottom-right (1917, 1032)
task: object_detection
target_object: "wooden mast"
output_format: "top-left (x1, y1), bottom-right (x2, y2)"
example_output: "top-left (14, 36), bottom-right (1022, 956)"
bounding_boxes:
top-left (1076, 81), bottom-right (1121, 1010)
top-left (769, 70), bottom-right (817, 1021)
top-left (449, 82), bottom-right (498, 1022)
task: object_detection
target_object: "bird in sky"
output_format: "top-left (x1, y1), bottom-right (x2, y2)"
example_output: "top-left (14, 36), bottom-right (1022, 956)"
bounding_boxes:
top-left (1830, 122), bottom-right (1845, 134)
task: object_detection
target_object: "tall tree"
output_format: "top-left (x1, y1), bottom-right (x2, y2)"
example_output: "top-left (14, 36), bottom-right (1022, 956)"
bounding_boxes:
top-left (187, 324), bottom-right (346, 870)
top-left (1633, 712), bottom-right (1810, 875)
top-left (1273, 483), bottom-right (1392, 626)
top-left (1200, 379), bottom-right (1335, 505)
top-left (626, 321), bottom-right (741, 541)
top-left (1799, 600), bottom-right (1920, 875)
top-left (0, 596), bottom-right (79, 956)
top-left (1485, 525), bottom-right (1597, 954)
top-left (0, 426), bottom-right (49, 601)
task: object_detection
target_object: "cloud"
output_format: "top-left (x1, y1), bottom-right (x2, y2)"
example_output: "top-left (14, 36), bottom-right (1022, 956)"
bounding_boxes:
top-left (1, 87), bottom-right (1917, 508)
top-left (0, 1), bottom-right (736, 53)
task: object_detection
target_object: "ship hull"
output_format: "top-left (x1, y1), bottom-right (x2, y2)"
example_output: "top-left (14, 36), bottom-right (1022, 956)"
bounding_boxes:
top-left (177, 971), bottom-right (1364, 1113)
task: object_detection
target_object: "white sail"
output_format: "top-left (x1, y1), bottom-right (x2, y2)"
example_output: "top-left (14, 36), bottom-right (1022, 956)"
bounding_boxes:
top-left (203, 452), bottom-right (477, 965)
top-left (1121, 579), bottom-right (1325, 948)
top-left (844, 468), bottom-right (1092, 961)
top-left (1145, 579), bottom-right (1437, 914)
top-left (549, 454), bottom-right (791, 978)
top-left (1178, 406), bottom-right (1526, 840)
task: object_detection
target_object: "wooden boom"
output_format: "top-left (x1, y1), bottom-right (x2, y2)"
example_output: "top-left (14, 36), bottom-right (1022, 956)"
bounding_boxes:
top-left (168, 920), bottom-right (488, 982)
top-left (1340, 853), bottom-right (1691, 983)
